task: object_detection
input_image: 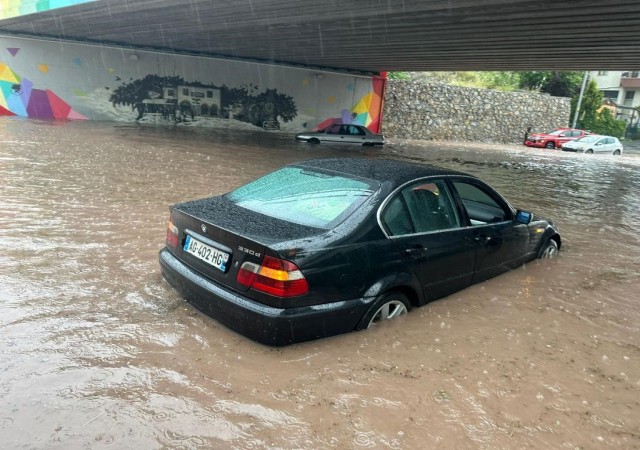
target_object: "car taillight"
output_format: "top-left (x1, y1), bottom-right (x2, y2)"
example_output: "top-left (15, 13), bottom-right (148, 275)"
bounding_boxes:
top-left (166, 218), bottom-right (179, 248)
top-left (236, 255), bottom-right (309, 297)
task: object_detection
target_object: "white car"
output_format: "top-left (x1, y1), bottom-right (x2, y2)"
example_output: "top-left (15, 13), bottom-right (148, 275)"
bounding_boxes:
top-left (561, 135), bottom-right (623, 155)
top-left (295, 124), bottom-right (384, 146)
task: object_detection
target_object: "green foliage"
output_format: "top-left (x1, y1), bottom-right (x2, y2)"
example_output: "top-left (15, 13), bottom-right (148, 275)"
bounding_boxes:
top-left (413, 71), bottom-right (521, 91)
top-left (518, 71), bottom-right (583, 97)
top-left (571, 80), bottom-right (626, 137)
top-left (570, 80), bottom-right (603, 129)
top-left (581, 108), bottom-right (627, 137)
top-left (387, 72), bottom-right (411, 80)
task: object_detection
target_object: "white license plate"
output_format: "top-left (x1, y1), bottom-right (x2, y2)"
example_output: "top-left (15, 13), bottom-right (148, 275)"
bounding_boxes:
top-left (183, 235), bottom-right (230, 272)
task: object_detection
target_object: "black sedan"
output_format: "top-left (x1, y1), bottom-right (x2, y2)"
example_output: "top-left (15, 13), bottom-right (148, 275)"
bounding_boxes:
top-left (159, 158), bottom-right (561, 346)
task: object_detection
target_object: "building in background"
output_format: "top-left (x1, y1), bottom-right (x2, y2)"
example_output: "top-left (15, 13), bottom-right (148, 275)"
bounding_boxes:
top-left (591, 70), bottom-right (640, 125)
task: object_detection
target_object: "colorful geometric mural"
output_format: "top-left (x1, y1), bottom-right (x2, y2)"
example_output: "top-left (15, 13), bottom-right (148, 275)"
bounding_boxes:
top-left (0, 0), bottom-right (95, 20)
top-left (0, 63), bottom-right (87, 120)
top-left (314, 75), bottom-right (385, 133)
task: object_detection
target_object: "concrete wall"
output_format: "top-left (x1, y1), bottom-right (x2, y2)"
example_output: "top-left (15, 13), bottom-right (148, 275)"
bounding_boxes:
top-left (382, 80), bottom-right (572, 144)
top-left (0, 35), bottom-right (383, 133)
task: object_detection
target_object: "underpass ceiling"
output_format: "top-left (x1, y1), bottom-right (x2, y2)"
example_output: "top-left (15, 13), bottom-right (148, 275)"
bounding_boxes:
top-left (1, 0), bottom-right (639, 74)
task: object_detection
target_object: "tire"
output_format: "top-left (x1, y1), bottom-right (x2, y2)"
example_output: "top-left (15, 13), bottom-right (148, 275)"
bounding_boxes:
top-left (545, 141), bottom-right (555, 149)
top-left (358, 291), bottom-right (410, 330)
top-left (538, 239), bottom-right (559, 259)
top-left (613, 149), bottom-right (621, 155)
top-left (585, 149), bottom-right (594, 154)
top-left (309, 138), bottom-right (320, 144)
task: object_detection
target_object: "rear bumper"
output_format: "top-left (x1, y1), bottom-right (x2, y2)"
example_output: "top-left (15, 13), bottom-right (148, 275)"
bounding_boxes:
top-left (159, 249), bottom-right (370, 346)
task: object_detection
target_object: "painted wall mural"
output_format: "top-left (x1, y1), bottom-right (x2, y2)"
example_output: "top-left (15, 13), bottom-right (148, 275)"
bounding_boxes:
top-left (110, 75), bottom-right (297, 130)
top-left (0, 35), bottom-right (383, 133)
top-left (314, 76), bottom-right (384, 131)
top-left (0, 0), bottom-right (94, 20)
top-left (0, 62), bottom-right (86, 119)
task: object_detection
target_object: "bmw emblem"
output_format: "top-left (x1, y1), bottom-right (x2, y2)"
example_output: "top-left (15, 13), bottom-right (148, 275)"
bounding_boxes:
top-left (201, 224), bottom-right (207, 233)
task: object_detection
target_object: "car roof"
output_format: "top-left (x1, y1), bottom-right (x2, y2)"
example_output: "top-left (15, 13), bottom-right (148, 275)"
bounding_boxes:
top-left (294, 158), bottom-right (472, 186)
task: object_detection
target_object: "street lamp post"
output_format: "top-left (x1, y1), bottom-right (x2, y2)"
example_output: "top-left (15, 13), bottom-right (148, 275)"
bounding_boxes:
top-left (572, 71), bottom-right (589, 129)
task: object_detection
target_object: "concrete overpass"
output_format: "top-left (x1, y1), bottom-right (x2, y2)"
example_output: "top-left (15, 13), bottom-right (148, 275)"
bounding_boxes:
top-left (1, 0), bottom-right (639, 74)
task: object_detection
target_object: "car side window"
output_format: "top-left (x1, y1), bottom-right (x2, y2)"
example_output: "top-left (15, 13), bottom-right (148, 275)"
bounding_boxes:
top-left (381, 196), bottom-right (413, 236)
top-left (381, 180), bottom-right (460, 236)
top-left (452, 181), bottom-right (510, 226)
top-left (349, 126), bottom-right (365, 136)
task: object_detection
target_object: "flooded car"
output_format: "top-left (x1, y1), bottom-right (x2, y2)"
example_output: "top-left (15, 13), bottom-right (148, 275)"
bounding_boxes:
top-left (159, 158), bottom-right (561, 345)
top-left (295, 124), bottom-right (384, 146)
top-left (561, 135), bottom-right (624, 154)
top-left (525, 127), bottom-right (589, 149)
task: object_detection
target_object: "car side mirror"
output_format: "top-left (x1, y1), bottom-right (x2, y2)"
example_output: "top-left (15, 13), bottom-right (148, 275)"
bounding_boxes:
top-left (515, 210), bottom-right (532, 224)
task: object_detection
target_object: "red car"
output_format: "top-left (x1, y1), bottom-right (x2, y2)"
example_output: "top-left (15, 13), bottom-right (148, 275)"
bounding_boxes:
top-left (525, 128), bottom-right (589, 149)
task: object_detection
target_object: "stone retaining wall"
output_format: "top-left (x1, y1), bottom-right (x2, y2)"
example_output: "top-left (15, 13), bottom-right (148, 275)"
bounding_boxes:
top-left (382, 80), bottom-right (572, 144)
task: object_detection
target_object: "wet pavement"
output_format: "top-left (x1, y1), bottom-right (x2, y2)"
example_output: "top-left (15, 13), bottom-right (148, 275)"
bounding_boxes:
top-left (1, 117), bottom-right (639, 449)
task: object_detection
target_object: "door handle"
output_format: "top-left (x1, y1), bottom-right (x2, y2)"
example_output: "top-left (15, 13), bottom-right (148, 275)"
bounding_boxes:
top-left (474, 235), bottom-right (492, 243)
top-left (403, 246), bottom-right (426, 255)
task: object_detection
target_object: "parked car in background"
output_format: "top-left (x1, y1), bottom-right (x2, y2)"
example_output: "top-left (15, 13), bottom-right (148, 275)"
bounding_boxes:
top-left (159, 158), bottom-right (561, 346)
top-left (561, 135), bottom-right (623, 155)
top-left (525, 128), bottom-right (589, 149)
top-left (295, 124), bottom-right (384, 146)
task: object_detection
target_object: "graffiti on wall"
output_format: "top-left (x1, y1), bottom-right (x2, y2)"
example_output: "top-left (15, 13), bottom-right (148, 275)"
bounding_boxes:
top-left (0, 62), bottom-right (87, 119)
top-left (0, 0), bottom-right (94, 20)
top-left (1, 37), bottom-right (384, 130)
top-left (109, 75), bottom-right (297, 130)
top-left (315, 76), bottom-right (385, 132)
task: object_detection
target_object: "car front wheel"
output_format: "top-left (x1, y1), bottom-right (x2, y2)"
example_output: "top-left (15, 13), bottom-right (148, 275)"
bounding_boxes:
top-left (613, 149), bottom-right (621, 155)
top-left (539, 239), bottom-right (559, 259)
top-left (358, 292), bottom-right (410, 330)
top-left (545, 141), bottom-right (555, 149)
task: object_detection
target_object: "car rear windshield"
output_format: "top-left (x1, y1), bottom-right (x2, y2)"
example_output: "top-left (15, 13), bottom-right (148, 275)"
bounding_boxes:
top-left (225, 166), bottom-right (379, 229)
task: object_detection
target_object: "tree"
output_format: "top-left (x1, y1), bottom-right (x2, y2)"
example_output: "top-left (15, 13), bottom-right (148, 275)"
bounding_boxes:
top-left (110, 75), bottom-right (185, 120)
top-left (519, 71), bottom-right (583, 97)
top-left (588, 108), bottom-right (627, 137)
top-left (571, 80), bottom-right (603, 130)
top-left (569, 81), bottom-right (626, 137)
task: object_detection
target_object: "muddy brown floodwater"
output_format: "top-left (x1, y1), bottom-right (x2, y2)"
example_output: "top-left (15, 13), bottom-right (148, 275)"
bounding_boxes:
top-left (1, 117), bottom-right (640, 449)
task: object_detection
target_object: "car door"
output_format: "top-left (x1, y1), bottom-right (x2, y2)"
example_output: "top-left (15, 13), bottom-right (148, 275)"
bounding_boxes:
top-left (380, 179), bottom-right (476, 301)
top-left (449, 179), bottom-right (530, 283)
top-left (343, 125), bottom-right (367, 144)
top-left (593, 137), bottom-right (608, 153)
top-left (322, 124), bottom-right (344, 143)
top-left (557, 130), bottom-right (575, 147)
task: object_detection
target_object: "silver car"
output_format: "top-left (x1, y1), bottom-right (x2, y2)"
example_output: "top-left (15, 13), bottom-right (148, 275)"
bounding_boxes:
top-left (295, 124), bottom-right (384, 146)
top-left (561, 135), bottom-right (623, 155)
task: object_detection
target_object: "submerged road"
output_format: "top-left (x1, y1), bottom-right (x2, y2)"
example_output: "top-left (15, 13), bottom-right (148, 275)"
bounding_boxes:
top-left (1, 117), bottom-right (639, 449)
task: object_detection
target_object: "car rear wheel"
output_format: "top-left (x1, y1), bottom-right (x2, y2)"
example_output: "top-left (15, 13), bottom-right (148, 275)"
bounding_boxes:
top-left (545, 141), bottom-right (555, 149)
top-left (309, 138), bottom-right (320, 144)
top-left (613, 149), bottom-right (621, 155)
top-left (358, 292), bottom-right (410, 330)
top-left (538, 239), bottom-right (559, 259)
top-left (586, 149), bottom-right (594, 154)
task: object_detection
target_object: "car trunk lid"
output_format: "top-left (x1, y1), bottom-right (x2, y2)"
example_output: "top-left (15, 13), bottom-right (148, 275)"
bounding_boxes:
top-left (167, 196), bottom-right (321, 293)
